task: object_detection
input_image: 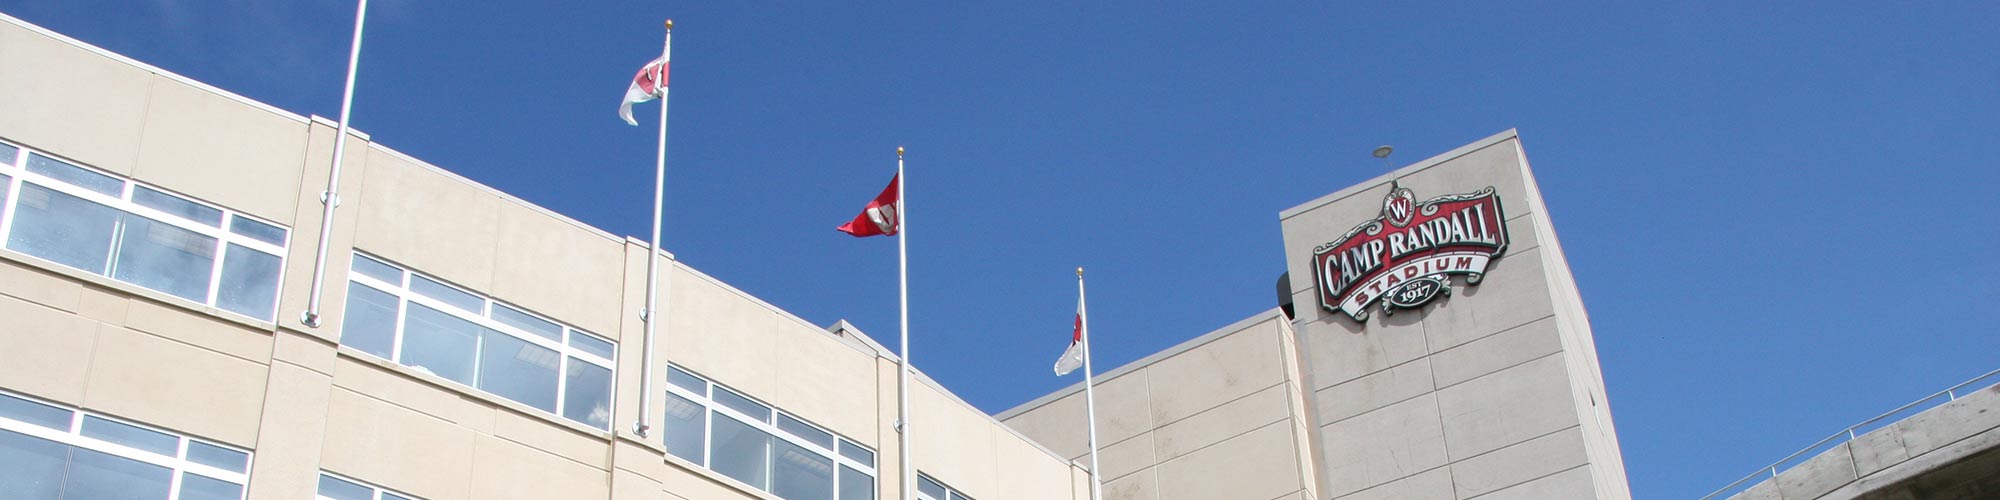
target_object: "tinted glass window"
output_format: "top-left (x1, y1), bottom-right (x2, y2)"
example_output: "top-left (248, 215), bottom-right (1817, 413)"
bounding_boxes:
top-left (216, 245), bottom-right (282, 320)
top-left (409, 275), bottom-right (482, 313)
top-left (918, 476), bottom-right (947, 499)
top-left (838, 465), bottom-right (874, 500)
top-left (316, 474), bottom-right (374, 500)
top-left (663, 392), bottom-right (706, 465)
top-left (476, 330), bottom-right (559, 412)
top-left (712, 415), bottom-right (771, 490)
top-left (772, 439), bottom-right (833, 500)
top-left (179, 472), bottom-right (246, 500)
top-left (667, 366), bottom-right (706, 395)
top-left (492, 304), bottom-right (561, 341)
top-left (0, 143), bottom-right (17, 165)
top-left (562, 360), bottom-right (612, 430)
top-left (80, 416), bottom-right (178, 456)
top-left (227, 215), bottom-right (287, 245)
top-left (713, 387), bottom-right (771, 423)
top-left (341, 283), bottom-right (400, 359)
top-left (111, 215), bottom-right (218, 302)
top-left (7, 184), bottom-right (121, 273)
top-left (25, 153), bottom-right (121, 196)
top-left (568, 333), bottom-right (615, 359)
top-left (131, 186), bottom-right (221, 227)
top-left (777, 414), bottom-right (833, 449)
top-left (0, 429), bottom-right (67, 500)
top-left (350, 254), bottom-right (403, 284)
top-left (62, 448), bottom-right (173, 500)
top-left (400, 304), bottom-right (479, 384)
top-left (0, 174), bottom-right (11, 223)
top-left (0, 394), bottom-right (72, 431)
top-left (838, 441), bottom-right (874, 465)
top-left (186, 441), bottom-right (250, 474)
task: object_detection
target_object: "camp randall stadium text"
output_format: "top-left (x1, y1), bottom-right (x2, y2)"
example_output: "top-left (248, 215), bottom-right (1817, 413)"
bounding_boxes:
top-left (1312, 186), bottom-right (1510, 322)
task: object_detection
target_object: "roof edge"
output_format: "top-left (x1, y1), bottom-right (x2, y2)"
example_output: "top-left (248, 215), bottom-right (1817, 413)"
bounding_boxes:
top-left (1, 12), bottom-right (308, 125)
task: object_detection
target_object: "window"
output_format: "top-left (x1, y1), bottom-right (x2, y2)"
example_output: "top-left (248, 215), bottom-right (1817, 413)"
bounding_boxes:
top-left (316, 472), bottom-right (421, 500)
top-left (917, 474), bottom-right (975, 500)
top-left (664, 366), bottom-right (876, 500)
top-left (340, 253), bottom-right (616, 430)
top-left (0, 173), bottom-right (12, 224)
top-left (0, 141), bottom-right (289, 321)
top-left (0, 390), bottom-right (252, 500)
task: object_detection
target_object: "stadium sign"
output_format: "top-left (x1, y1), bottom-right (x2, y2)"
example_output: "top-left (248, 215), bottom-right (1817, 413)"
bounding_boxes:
top-left (1311, 184), bottom-right (1509, 322)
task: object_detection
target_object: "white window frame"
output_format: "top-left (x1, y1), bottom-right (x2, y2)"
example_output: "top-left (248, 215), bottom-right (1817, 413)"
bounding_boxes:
top-left (0, 389), bottom-right (253, 500)
top-left (316, 471), bottom-right (423, 500)
top-left (664, 365), bottom-right (877, 497)
top-left (917, 473), bottom-right (975, 500)
top-left (343, 252), bottom-right (618, 430)
top-left (0, 139), bottom-right (291, 321)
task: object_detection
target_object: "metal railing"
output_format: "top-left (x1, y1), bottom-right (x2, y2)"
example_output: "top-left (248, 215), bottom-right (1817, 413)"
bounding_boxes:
top-left (1698, 367), bottom-right (2000, 500)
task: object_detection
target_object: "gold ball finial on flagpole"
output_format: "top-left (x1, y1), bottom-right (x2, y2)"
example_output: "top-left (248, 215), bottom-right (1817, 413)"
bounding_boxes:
top-left (897, 146), bottom-right (905, 157)
top-left (665, 19), bottom-right (674, 30)
top-left (1076, 267), bottom-right (1084, 277)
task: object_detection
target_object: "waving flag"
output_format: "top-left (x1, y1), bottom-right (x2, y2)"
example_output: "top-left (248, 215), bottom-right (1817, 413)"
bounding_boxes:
top-left (618, 53), bottom-right (669, 126)
top-left (837, 174), bottom-right (902, 237)
top-left (1054, 310), bottom-right (1085, 375)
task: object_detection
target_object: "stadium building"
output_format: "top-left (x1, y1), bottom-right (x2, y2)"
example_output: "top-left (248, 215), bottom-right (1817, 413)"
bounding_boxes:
top-left (0, 12), bottom-right (1684, 500)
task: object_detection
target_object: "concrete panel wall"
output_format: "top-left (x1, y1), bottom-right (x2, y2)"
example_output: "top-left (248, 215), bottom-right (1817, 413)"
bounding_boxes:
top-left (0, 260), bottom-right (275, 451)
top-left (1726, 385), bottom-right (2000, 500)
top-left (1278, 131), bottom-right (1630, 499)
top-left (1001, 311), bottom-right (1321, 500)
top-left (351, 146), bottom-right (503, 292)
top-left (0, 19), bottom-right (154, 175)
top-left (489, 202), bottom-right (626, 336)
top-left (275, 119), bottom-right (370, 340)
top-left (129, 78), bottom-right (308, 225)
top-left (663, 264), bottom-right (883, 446)
top-left (0, 12), bottom-right (1166, 500)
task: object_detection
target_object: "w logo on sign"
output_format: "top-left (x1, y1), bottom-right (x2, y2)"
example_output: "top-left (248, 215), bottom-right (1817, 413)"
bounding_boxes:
top-left (1383, 187), bottom-right (1416, 228)
top-left (866, 202), bottom-right (901, 235)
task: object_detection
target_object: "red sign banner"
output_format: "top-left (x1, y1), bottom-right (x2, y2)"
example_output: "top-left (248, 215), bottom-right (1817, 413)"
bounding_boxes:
top-left (1312, 186), bottom-right (1508, 321)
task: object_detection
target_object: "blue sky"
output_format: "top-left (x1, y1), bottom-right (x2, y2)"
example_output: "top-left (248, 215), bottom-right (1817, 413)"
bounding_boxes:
top-left (6, 1), bottom-right (1998, 497)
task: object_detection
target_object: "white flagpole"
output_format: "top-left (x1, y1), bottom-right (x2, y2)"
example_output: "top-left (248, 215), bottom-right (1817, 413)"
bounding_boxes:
top-left (895, 146), bottom-right (914, 500)
top-left (300, 0), bottom-right (369, 328)
top-left (1078, 268), bottom-right (1103, 500)
top-left (635, 19), bottom-right (674, 438)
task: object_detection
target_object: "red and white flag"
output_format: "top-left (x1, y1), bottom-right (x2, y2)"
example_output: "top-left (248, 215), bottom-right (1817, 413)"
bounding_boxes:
top-left (1054, 299), bottom-right (1086, 376)
top-left (618, 46), bottom-right (670, 126)
top-left (837, 174), bottom-right (901, 237)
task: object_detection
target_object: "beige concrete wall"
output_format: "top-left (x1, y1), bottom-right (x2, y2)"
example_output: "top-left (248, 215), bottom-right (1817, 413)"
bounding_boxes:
top-left (1000, 311), bottom-right (1322, 500)
top-left (1277, 131), bottom-right (1631, 499)
top-left (0, 257), bottom-right (275, 449)
top-left (0, 12), bottom-right (1117, 500)
top-left (907, 360), bottom-right (1089, 500)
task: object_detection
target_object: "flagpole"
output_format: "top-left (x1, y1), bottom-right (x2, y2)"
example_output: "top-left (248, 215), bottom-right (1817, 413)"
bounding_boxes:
top-left (1078, 268), bottom-right (1104, 500)
top-left (299, 0), bottom-right (369, 328)
top-left (635, 19), bottom-right (674, 438)
top-left (895, 146), bottom-right (914, 500)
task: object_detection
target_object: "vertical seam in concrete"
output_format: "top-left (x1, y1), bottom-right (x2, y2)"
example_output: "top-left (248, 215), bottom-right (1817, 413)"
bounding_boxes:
top-left (278, 121), bottom-right (313, 227)
top-left (127, 76), bottom-right (158, 175)
top-left (1419, 314), bottom-right (1461, 499)
top-left (80, 321), bottom-right (107, 407)
top-left (1143, 359), bottom-right (1159, 489)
